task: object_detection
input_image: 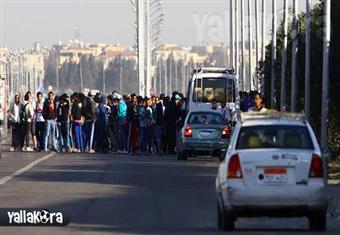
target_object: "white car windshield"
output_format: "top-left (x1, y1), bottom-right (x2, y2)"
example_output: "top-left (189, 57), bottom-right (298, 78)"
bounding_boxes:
top-left (236, 125), bottom-right (314, 150)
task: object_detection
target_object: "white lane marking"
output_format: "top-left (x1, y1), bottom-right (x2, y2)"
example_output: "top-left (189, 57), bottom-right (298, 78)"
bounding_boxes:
top-left (0, 152), bottom-right (56, 185)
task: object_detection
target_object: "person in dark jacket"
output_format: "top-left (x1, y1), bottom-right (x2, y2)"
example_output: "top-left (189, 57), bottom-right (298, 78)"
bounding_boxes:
top-left (83, 91), bottom-right (96, 153)
top-left (127, 94), bottom-right (140, 154)
top-left (71, 93), bottom-right (84, 152)
top-left (164, 94), bottom-right (181, 154)
top-left (154, 96), bottom-right (164, 154)
top-left (108, 95), bottom-right (119, 152)
top-left (57, 94), bottom-right (71, 153)
top-left (42, 91), bottom-right (59, 152)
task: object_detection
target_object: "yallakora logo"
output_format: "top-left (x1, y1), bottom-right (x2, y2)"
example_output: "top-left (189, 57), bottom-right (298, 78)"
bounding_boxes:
top-left (7, 209), bottom-right (63, 225)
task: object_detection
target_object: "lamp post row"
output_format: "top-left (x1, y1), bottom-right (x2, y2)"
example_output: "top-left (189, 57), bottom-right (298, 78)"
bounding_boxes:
top-left (229, 0), bottom-right (331, 152)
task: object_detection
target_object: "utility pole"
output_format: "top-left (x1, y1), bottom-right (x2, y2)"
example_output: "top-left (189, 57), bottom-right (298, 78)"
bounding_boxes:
top-left (80, 56), bottom-right (83, 92)
top-left (120, 56), bottom-right (123, 94)
top-left (291, 0), bottom-right (298, 112)
top-left (230, 0), bottom-right (234, 69)
top-left (146, 0), bottom-right (152, 96)
top-left (241, 0), bottom-right (245, 91)
top-left (280, 0), bottom-right (288, 112)
top-left (169, 54), bottom-right (173, 94)
top-left (56, 54), bottom-right (59, 93)
top-left (235, 0), bottom-right (239, 77)
top-left (164, 57), bottom-right (168, 95)
top-left (102, 61), bottom-right (106, 94)
top-left (321, 0), bottom-right (331, 152)
top-left (175, 58), bottom-right (178, 92)
top-left (248, 0), bottom-right (254, 91)
top-left (261, 0), bottom-right (265, 61)
top-left (271, 0), bottom-right (277, 109)
top-left (137, 0), bottom-right (146, 96)
top-left (255, 0), bottom-right (260, 66)
top-left (159, 58), bottom-right (162, 94)
top-left (305, 0), bottom-right (311, 121)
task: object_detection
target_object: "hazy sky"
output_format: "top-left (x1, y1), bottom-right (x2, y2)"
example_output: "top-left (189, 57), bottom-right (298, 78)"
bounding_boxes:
top-left (0, 0), bottom-right (320, 49)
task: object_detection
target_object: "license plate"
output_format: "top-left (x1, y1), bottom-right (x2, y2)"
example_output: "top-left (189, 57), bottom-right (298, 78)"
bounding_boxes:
top-left (199, 130), bottom-right (215, 138)
top-left (264, 174), bottom-right (288, 184)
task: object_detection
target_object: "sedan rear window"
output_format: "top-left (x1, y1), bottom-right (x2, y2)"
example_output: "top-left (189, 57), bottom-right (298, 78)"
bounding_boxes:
top-left (236, 125), bottom-right (314, 150)
top-left (188, 112), bottom-right (224, 125)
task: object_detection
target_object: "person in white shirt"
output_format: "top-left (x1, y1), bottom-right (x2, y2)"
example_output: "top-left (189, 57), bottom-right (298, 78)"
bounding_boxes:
top-left (8, 94), bottom-right (21, 152)
top-left (248, 92), bottom-right (268, 112)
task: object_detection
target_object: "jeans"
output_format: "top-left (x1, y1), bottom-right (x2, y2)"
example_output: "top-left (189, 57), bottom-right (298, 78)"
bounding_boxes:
top-left (140, 126), bottom-right (148, 153)
top-left (73, 122), bottom-right (84, 151)
top-left (11, 122), bottom-right (21, 148)
top-left (84, 120), bottom-right (95, 150)
top-left (59, 122), bottom-right (71, 149)
top-left (35, 121), bottom-right (45, 151)
top-left (119, 123), bottom-right (127, 151)
top-left (21, 122), bottom-right (32, 148)
top-left (44, 120), bottom-right (58, 151)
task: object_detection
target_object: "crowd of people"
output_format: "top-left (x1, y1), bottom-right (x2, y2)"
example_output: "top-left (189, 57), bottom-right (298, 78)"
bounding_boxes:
top-left (7, 90), bottom-right (187, 155)
top-left (7, 89), bottom-right (266, 155)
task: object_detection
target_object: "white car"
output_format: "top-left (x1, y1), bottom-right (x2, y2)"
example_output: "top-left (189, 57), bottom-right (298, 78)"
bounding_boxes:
top-left (216, 112), bottom-right (328, 231)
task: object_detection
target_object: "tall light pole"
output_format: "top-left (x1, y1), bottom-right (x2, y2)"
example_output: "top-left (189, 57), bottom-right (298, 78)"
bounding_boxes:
top-left (248, 0), bottom-right (254, 91)
top-left (320, 0), bottom-right (331, 152)
top-left (146, 0), bottom-right (152, 96)
top-left (235, 0), bottom-right (239, 77)
top-left (305, 0), bottom-right (311, 121)
top-left (291, 0), bottom-right (298, 112)
top-left (164, 57), bottom-right (168, 95)
top-left (280, 0), bottom-right (288, 112)
top-left (137, 0), bottom-right (146, 96)
top-left (79, 56), bottom-right (83, 92)
top-left (230, 0), bottom-right (234, 69)
top-left (102, 61), bottom-right (106, 94)
top-left (241, 0), bottom-right (245, 91)
top-left (56, 54), bottom-right (59, 93)
top-left (261, 0), bottom-right (265, 61)
top-left (271, 0), bottom-right (277, 109)
top-left (120, 55), bottom-right (123, 94)
top-left (255, 0), bottom-right (260, 64)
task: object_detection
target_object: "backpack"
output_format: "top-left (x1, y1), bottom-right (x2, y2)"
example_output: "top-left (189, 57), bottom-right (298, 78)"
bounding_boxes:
top-left (19, 103), bottom-right (30, 123)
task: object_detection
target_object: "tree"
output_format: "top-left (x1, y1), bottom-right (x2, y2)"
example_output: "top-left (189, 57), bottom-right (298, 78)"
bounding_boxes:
top-left (263, 1), bottom-right (340, 157)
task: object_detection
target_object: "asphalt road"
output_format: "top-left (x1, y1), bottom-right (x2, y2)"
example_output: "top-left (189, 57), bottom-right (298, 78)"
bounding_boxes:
top-left (0, 144), bottom-right (340, 234)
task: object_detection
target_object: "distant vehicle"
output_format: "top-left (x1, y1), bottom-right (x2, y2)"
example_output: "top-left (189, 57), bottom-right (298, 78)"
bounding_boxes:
top-left (177, 111), bottom-right (231, 160)
top-left (186, 67), bottom-right (239, 122)
top-left (216, 112), bottom-right (328, 231)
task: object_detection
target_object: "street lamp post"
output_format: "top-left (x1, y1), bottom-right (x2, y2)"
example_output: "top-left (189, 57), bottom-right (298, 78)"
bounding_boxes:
top-left (248, 0), bottom-right (254, 91)
top-left (280, 0), bottom-right (288, 112)
top-left (241, 0), bottom-right (245, 91)
top-left (271, 0), bottom-right (277, 109)
top-left (235, 0), bottom-right (239, 77)
top-left (230, 0), bottom-right (234, 69)
top-left (320, 0), bottom-right (331, 152)
top-left (305, 0), bottom-right (312, 121)
top-left (291, 0), bottom-right (298, 112)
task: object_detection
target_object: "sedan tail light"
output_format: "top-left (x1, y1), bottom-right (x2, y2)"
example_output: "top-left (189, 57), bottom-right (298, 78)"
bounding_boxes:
top-left (222, 127), bottom-right (231, 139)
top-left (309, 154), bottom-right (324, 178)
top-left (227, 154), bottom-right (243, 179)
top-left (184, 125), bottom-right (192, 137)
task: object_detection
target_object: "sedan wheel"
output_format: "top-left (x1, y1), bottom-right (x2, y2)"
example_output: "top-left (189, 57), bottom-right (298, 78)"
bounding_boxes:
top-left (308, 210), bottom-right (327, 231)
top-left (217, 202), bottom-right (235, 231)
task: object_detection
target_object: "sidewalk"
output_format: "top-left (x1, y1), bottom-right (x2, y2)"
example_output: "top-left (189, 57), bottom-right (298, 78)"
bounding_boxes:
top-left (328, 161), bottom-right (340, 218)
